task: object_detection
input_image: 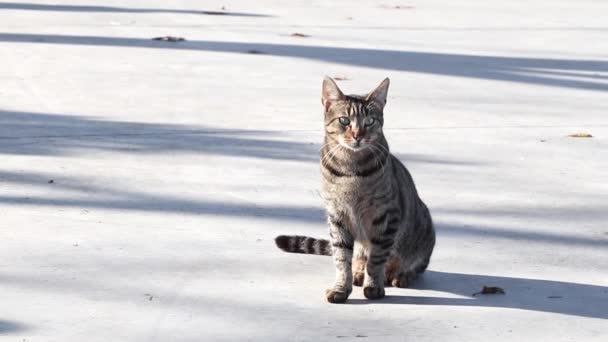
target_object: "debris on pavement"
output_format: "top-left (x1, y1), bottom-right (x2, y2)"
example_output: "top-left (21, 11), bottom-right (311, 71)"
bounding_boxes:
top-left (152, 36), bottom-right (186, 42)
top-left (290, 33), bottom-right (310, 38)
top-left (201, 11), bottom-right (229, 15)
top-left (568, 132), bottom-right (593, 138)
top-left (473, 286), bottom-right (506, 296)
top-left (381, 4), bottom-right (415, 9)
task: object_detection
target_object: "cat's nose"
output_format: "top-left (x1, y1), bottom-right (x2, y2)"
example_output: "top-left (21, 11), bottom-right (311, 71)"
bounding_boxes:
top-left (352, 130), bottom-right (363, 141)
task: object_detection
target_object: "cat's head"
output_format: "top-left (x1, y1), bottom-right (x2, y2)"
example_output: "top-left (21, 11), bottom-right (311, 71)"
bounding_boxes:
top-left (321, 77), bottom-right (390, 151)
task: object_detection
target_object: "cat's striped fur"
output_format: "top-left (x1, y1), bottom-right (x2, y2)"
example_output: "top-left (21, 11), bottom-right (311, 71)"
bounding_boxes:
top-left (275, 77), bottom-right (435, 303)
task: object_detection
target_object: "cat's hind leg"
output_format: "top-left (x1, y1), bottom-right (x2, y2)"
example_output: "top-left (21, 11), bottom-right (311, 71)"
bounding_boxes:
top-left (383, 254), bottom-right (399, 285)
top-left (388, 254), bottom-right (431, 288)
top-left (390, 270), bottom-right (418, 288)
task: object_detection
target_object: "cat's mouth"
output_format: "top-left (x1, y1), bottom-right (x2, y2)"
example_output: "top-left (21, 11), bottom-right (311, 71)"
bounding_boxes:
top-left (340, 139), bottom-right (369, 151)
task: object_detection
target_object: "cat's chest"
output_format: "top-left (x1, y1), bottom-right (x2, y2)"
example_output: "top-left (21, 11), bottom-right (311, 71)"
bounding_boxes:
top-left (323, 178), bottom-right (364, 206)
top-left (323, 179), bottom-right (383, 238)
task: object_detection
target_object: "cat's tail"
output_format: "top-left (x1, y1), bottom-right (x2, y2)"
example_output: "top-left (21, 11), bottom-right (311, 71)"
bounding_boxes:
top-left (274, 235), bottom-right (332, 256)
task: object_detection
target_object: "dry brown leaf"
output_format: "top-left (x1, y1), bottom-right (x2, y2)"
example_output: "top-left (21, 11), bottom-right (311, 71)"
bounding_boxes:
top-left (333, 76), bottom-right (350, 81)
top-left (473, 286), bottom-right (505, 296)
top-left (290, 32), bottom-right (310, 38)
top-left (568, 132), bottom-right (593, 138)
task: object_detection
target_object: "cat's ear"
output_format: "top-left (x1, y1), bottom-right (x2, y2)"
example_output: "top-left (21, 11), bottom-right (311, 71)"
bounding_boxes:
top-left (366, 78), bottom-right (390, 109)
top-left (322, 76), bottom-right (345, 112)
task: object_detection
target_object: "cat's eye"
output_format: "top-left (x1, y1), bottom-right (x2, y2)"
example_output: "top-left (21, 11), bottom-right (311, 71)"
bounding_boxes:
top-left (338, 117), bottom-right (351, 126)
top-left (364, 117), bottom-right (376, 126)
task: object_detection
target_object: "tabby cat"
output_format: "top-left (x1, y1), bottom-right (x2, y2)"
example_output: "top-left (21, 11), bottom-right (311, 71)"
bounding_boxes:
top-left (275, 77), bottom-right (435, 303)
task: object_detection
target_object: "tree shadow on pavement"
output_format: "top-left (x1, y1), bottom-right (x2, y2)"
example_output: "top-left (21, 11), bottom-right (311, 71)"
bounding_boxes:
top-left (0, 2), bottom-right (273, 17)
top-left (0, 110), bottom-right (476, 167)
top-left (0, 33), bottom-right (606, 91)
top-left (0, 319), bottom-right (27, 333)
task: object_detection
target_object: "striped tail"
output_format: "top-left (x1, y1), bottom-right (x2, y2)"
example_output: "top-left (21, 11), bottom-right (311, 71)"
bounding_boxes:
top-left (274, 235), bottom-right (332, 256)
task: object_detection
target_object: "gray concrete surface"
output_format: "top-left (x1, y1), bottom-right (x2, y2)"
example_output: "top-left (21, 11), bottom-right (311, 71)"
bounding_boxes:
top-left (0, 1), bottom-right (607, 341)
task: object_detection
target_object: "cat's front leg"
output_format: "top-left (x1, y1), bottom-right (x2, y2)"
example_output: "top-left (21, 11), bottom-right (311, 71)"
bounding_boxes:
top-left (352, 242), bottom-right (367, 287)
top-left (363, 215), bottom-right (398, 299)
top-left (325, 214), bottom-right (354, 304)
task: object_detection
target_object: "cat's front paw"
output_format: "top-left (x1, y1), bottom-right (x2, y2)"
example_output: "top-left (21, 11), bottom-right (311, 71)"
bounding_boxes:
top-left (325, 288), bottom-right (350, 303)
top-left (363, 286), bottom-right (385, 300)
top-left (353, 272), bottom-right (365, 287)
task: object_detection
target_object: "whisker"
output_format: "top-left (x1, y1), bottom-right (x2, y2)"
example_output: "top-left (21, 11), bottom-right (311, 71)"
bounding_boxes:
top-left (327, 144), bottom-right (344, 167)
top-left (375, 143), bottom-right (390, 155)
top-left (368, 145), bottom-right (385, 177)
top-left (321, 144), bottom-right (342, 167)
top-left (368, 145), bottom-right (381, 173)
top-left (318, 142), bottom-right (332, 152)
top-left (369, 144), bottom-right (389, 177)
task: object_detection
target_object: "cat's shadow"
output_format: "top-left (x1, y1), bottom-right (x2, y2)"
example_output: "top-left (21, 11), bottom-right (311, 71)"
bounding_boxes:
top-left (347, 270), bottom-right (607, 319)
